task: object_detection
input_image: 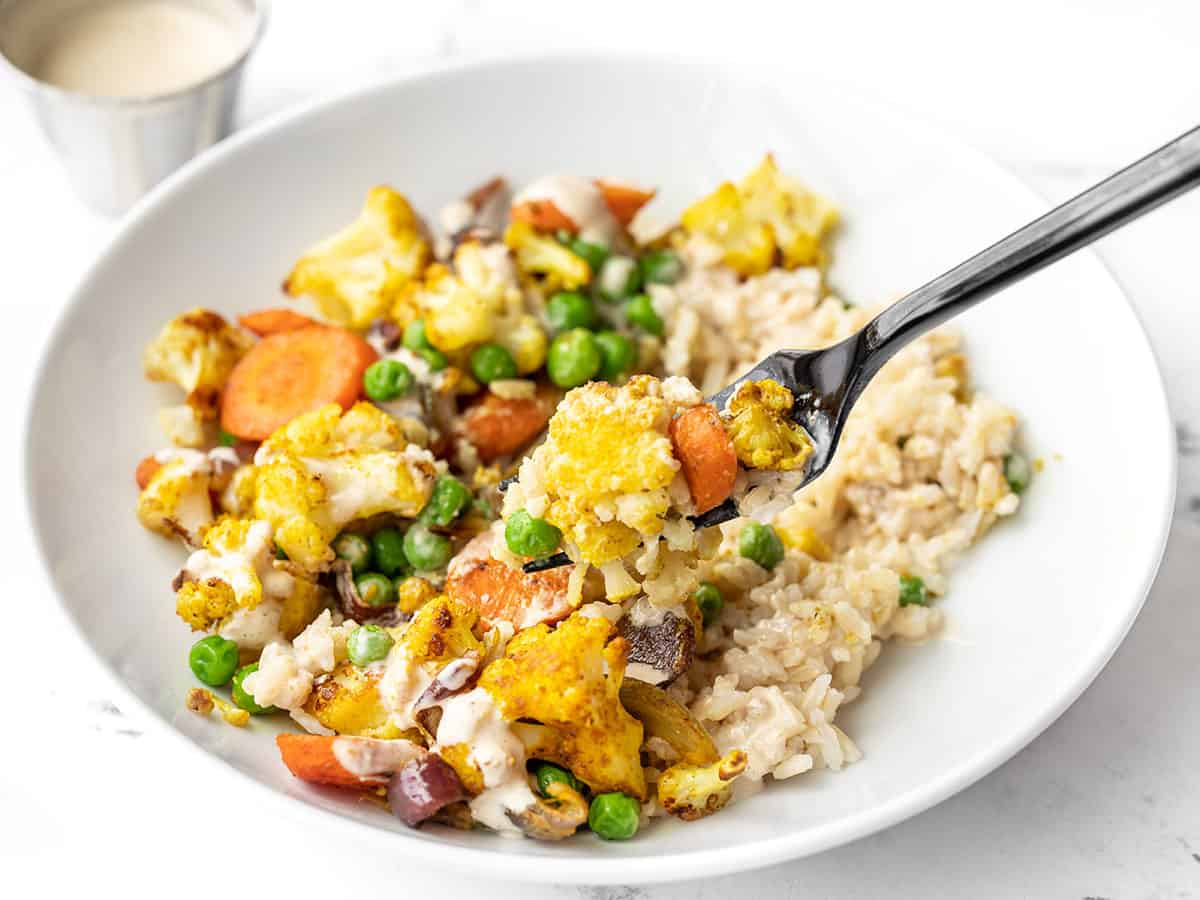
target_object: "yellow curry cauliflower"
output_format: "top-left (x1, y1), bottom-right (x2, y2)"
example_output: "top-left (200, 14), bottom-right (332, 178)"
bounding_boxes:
top-left (136, 449), bottom-right (227, 544)
top-left (252, 402), bottom-right (436, 573)
top-left (284, 186), bottom-right (431, 329)
top-left (392, 241), bottom-right (520, 348)
top-left (507, 377), bottom-right (680, 565)
top-left (479, 612), bottom-right (645, 798)
top-left (503, 221), bottom-right (591, 292)
top-left (175, 516), bottom-right (323, 645)
top-left (723, 379), bottom-right (813, 471)
top-left (658, 750), bottom-right (749, 821)
top-left (143, 307), bottom-right (252, 421)
top-left (682, 154), bottom-right (838, 276)
top-left (304, 661), bottom-right (413, 739)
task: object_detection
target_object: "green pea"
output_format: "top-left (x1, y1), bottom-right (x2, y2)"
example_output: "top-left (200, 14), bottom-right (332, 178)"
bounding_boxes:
top-left (363, 359), bottom-right (414, 402)
top-left (347, 624), bottom-right (394, 666)
top-left (403, 523), bottom-right (452, 571)
top-left (534, 761), bottom-right (586, 798)
top-left (416, 346), bottom-right (448, 372)
top-left (546, 291), bottom-right (598, 332)
top-left (332, 533), bottom-right (372, 575)
top-left (738, 522), bottom-right (784, 570)
top-left (639, 249), bottom-right (684, 285)
top-left (1004, 453), bottom-right (1031, 495)
top-left (231, 664), bottom-right (276, 715)
top-left (422, 475), bottom-right (472, 527)
top-left (469, 344), bottom-right (519, 384)
top-left (355, 572), bottom-right (396, 607)
top-left (217, 429), bottom-right (238, 447)
top-left (899, 574), bottom-right (928, 607)
top-left (595, 255), bottom-right (642, 302)
top-left (692, 582), bottom-right (724, 627)
top-left (594, 330), bottom-right (636, 383)
top-left (188, 635), bottom-right (239, 687)
top-left (587, 793), bottom-right (640, 840)
top-left (624, 294), bottom-right (664, 336)
top-left (546, 328), bottom-right (602, 389)
top-left (504, 509), bottom-right (562, 559)
top-left (370, 528), bottom-right (408, 577)
top-left (565, 236), bottom-right (609, 272)
top-left (403, 318), bottom-right (433, 351)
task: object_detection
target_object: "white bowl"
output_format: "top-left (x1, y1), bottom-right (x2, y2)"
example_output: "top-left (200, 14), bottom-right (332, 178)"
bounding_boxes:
top-left (25, 56), bottom-right (1174, 884)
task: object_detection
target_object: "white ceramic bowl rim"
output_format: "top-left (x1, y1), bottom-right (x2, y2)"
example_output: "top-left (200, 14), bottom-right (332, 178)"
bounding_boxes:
top-left (24, 53), bottom-right (1176, 885)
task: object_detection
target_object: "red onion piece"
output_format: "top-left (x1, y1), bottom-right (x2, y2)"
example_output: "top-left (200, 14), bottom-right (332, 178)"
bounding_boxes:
top-left (388, 755), bottom-right (466, 827)
top-left (413, 652), bottom-right (480, 712)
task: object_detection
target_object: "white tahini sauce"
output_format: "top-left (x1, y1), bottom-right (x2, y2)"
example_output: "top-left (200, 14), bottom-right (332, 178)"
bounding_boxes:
top-left (33, 0), bottom-right (249, 99)
top-left (513, 175), bottom-right (621, 246)
top-left (435, 688), bottom-right (536, 834)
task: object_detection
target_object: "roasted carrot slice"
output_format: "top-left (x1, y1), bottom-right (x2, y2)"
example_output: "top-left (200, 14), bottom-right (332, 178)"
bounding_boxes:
top-left (510, 199), bottom-right (578, 233)
top-left (445, 532), bottom-right (575, 629)
top-left (238, 308), bottom-right (321, 337)
top-left (135, 455), bottom-right (162, 490)
top-left (276, 734), bottom-right (422, 788)
top-left (277, 735), bottom-right (366, 787)
top-left (220, 326), bottom-right (377, 440)
top-left (669, 404), bottom-right (737, 514)
top-left (595, 179), bottom-right (656, 226)
top-left (459, 385), bottom-right (557, 463)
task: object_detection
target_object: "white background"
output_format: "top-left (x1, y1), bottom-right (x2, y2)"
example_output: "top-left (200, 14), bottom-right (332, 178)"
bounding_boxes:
top-left (3, 1), bottom-right (1198, 897)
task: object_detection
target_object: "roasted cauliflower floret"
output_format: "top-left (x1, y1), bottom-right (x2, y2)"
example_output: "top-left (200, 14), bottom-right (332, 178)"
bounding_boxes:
top-left (400, 595), bottom-right (483, 666)
top-left (478, 612), bottom-right (645, 798)
top-left (497, 312), bottom-right (548, 375)
top-left (681, 155), bottom-right (837, 276)
top-left (409, 263), bottom-right (495, 352)
top-left (157, 403), bottom-right (214, 448)
top-left (397, 239), bottom-right (536, 356)
top-left (252, 403), bottom-right (436, 572)
top-left (658, 750), bottom-right (748, 821)
top-left (503, 221), bottom-right (590, 292)
top-left (174, 517), bottom-right (323, 643)
top-left (136, 451), bottom-right (219, 544)
top-left (284, 186), bottom-right (431, 329)
top-left (303, 660), bottom-right (408, 738)
top-left (739, 155), bottom-right (838, 269)
top-left (504, 377), bottom-right (678, 565)
top-left (143, 308), bottom-right (252, 416)
top-left (680, 182), bottom-right (775, 277)
top-left (723, 379), bottom-right (813, 471)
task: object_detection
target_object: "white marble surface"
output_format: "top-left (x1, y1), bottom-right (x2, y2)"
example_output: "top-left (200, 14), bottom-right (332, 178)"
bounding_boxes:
top-left (2, 1), bottom-right (1198, 897)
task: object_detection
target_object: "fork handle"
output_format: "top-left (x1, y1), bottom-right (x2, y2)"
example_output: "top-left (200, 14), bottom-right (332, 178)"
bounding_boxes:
top-left (857, 123), bottom-right (1200, 389)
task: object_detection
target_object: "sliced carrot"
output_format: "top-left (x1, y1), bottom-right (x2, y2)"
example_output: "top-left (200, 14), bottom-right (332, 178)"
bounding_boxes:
top-left (277, 734), bottom-right (422, 788)
top-left (510, 199), bottom-right (578, 233)
top-left (238, 308), bottom-right (321, 337)
top-left (276, 734), bottom-right (378, 788)
top-left (459, 385), bottom-right (557, 463)
top-left (595, 179), bottom-right (656, 226)
top-left (220, 326), bottom-right (377, 441)
top-left (445, 532), bottom-right (575, 629)
top-left (669, 404), bottom-right (737, 514)
top-left (135, 455), bottom-right (162, 490)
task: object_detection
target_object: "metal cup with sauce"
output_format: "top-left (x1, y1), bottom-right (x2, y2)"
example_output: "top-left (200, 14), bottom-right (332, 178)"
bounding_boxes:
top-left (0, 0), bottom-right (266, 215)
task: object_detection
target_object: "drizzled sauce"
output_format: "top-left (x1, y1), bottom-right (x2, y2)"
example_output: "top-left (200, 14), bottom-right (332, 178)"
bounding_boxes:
top-left (513, 175), bottom-right (621, 245)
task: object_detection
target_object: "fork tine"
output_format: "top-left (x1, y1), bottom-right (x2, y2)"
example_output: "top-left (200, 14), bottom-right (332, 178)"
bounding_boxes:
top-left (522, 551), bottom-right (571, 573)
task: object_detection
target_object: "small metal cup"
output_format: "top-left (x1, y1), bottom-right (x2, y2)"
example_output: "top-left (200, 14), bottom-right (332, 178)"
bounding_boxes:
top-left (0, 0), bottom-right (266, 215)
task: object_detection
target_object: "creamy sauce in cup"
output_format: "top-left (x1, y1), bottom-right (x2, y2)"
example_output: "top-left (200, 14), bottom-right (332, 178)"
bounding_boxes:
top-left (32, 0), bottom-right (249, 98)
